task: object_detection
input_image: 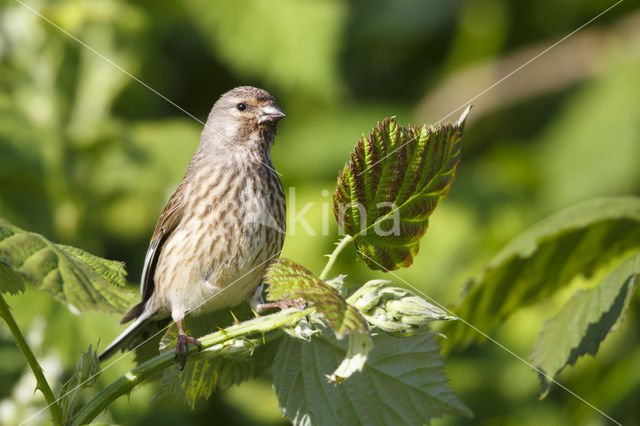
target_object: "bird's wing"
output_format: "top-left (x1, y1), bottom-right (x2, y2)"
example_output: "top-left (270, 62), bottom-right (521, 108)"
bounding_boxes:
top-left (139, 184), bottom-right (186, 303)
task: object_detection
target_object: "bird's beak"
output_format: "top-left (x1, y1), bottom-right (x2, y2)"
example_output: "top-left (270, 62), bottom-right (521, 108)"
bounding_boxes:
top-left (258, 104), bottom-right (286, 124)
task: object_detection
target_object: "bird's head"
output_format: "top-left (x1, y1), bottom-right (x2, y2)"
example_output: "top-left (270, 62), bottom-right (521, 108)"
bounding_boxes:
top-left (200, 86), bottom-right (285, 152)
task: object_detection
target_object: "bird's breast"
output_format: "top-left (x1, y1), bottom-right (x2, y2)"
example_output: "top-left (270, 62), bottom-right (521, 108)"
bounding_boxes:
top-left (154, 161), bottom-right (285, 316)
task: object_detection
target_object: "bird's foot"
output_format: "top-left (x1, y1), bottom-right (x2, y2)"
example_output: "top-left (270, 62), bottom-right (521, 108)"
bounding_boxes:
top-left (175, 333), bottom-right (202, 370)
top-left (255, 298), bottom-right (306, 314)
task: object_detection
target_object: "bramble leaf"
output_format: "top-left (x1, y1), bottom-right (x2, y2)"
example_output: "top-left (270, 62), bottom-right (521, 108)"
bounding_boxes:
top-left (60, 345), bottom-right (101, 423)
top-left (448, 197), bottom-right (640, 349)
top-left (0, 258), bottom-right (25, 295)
top-left (0, 218), bottom-right (134, 314)
top-left (265, 258), bottom-right (369, 338)
top-left (333, 108), bottom-right (469, 271)
top-left (273, 331), bottom-right (471, 425)
top-left (265, 258), bottom-right (373, 382)
top-left (530, 254), bottom-right (640, 397)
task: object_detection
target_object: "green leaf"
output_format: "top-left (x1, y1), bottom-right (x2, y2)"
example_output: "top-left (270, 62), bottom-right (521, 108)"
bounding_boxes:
top-left (0, 258), bottom-right (25, 295)
top-left (448, 197), bottom-right (640, 349)
top-left (530, 253), bottom-right (640, 397)
top-left (60, 345), bottom-right (101, 423)
top-left (333, 108), bottom-right (469, 271)
top-left (0, 218), bottom-right (134, 314)
top-left (265, 258), bottom-right (369, 338)
top-left (273, 331), bottom-right (472, 425)
top-left (265, 259), bottom-right (374, 383)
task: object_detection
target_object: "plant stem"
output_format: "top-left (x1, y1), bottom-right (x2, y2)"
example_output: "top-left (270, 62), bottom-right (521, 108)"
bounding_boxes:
top-left (71, 307), bottom-right (314, 425)
top-left (0, 295), bottom-right (63, 426)
top-left (319, 235), bottom-right (354, 281)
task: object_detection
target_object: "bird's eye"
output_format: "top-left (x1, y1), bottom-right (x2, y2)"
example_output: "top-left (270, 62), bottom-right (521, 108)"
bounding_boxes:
top-left (236, 103), bottom-right (247, 111)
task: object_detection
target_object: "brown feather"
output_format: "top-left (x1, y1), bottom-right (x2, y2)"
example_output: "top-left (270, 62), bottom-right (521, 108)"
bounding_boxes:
top-left (130, 180), bottom-right (186, 322)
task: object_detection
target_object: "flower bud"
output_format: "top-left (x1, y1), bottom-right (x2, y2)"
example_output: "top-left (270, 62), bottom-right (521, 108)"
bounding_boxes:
top-left (349, 280), bottom-right (455, 336)
top-left (219, 338), bottom-right (255, 358)
top-left (283, 315), bottom-right (323, 341)
top-left (347, 279), bottom-right (391, 311)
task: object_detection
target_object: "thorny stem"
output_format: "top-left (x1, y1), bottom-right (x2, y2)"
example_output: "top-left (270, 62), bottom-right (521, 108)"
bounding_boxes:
top-left (0, 294), bottom-right (63, 426)
top-left (71, 306), bottom-right (314, 426)
top-left (319, 235), bottom-right (354, 281)
top-left (73, 234), bottom-right (353, 424)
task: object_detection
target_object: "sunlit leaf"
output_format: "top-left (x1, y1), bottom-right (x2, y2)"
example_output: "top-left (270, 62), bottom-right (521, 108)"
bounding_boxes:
top-left (265, 258), bottom-right (369, 338)
top-left (0, 258), bottom-right (25, 295)
top-left (273, 331), bottom-right (471, 425)
top-left (0, 218), bottom-right (134, 314)
top-left (333, 107), bottom-right (469, 271)
top-left (266, 259), bottom-right (373, 383)
top-left (448, 197), bottom-right (640, 349)
top-left (60, 345), bottom-right (101, 423)
top-left (530, 254), bottom-right (640, 397)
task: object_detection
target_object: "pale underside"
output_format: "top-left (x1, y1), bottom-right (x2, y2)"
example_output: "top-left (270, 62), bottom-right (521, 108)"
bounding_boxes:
top-left (146, 152), bottom-right (285, 321)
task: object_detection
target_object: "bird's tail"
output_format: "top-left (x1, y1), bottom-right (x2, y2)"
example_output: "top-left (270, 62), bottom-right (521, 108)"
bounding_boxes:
top-left (99, 311), bottom-right (153, 362)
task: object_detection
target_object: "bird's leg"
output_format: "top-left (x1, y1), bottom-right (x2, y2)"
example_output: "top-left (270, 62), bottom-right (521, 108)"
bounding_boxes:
top-left (175, 318), bottom-right (202, 370)
top-left (250, 281), bottom-right (307, 314)
top-left (254, 298), bottom-right (307, 314)
top-left (249, 281), bottom-right (266, 313)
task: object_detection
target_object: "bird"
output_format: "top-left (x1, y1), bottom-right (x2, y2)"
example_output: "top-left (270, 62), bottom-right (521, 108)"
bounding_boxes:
top-left (99, 86), bottom-right (287, 368)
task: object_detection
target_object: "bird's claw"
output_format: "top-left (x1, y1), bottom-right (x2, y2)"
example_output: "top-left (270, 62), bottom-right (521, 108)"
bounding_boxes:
top-left (175, 333), bottom-right (202, 370)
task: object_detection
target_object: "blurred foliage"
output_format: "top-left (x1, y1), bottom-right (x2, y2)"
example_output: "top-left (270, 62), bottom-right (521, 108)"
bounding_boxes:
top-left (448, 197), bottom-right (640, 349)
top-left (530, 253), bottom-right (639, 397)
top-left (1, 0), bottom-right (639, 425)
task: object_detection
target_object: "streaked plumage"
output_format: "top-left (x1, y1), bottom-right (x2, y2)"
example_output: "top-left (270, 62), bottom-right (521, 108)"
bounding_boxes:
top-left (99, 86), bottom-right (286, 366)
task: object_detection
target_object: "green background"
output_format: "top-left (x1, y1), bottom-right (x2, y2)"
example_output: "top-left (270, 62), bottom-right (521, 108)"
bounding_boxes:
top-left (1, 0), bottom-right (639, 424)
